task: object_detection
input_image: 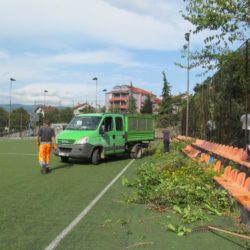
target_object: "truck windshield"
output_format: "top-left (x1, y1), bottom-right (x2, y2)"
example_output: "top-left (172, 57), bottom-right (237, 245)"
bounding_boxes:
top-left (66, 116), bottom-right (101, 131)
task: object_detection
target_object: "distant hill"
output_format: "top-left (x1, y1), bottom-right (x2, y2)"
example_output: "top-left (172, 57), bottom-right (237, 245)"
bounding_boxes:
top-left (0, 104), bottom-right (66, 113)
top-left (0, 104), bottom-right (35, 113)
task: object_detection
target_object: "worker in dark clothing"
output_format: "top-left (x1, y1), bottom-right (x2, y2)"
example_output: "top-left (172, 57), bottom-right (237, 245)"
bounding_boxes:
top-left (37, 120), bottom-right (56, 174)
top-left (241, 144), bottom-right (250, 161)
top-left (162, 129), bottom-right (170, 153)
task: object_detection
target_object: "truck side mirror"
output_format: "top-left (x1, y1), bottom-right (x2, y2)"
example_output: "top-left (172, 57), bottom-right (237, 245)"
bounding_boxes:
top-left (100, 125), bottom-right (105, 135)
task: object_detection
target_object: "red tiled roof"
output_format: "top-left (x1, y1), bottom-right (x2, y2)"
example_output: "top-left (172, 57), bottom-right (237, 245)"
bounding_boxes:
top-left (152, 98), bottom-right (161, 104)
top-left (35, 106), bottom-right (57, 112)
top-left (73, 103), bottom-right (92, 110)
top-left (130, 86), bottom-right (154, 96)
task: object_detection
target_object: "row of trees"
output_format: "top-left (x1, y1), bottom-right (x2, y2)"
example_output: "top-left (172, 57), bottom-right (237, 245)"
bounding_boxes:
top-left (0, 107), bottom-right (75, 136)
top-left (182, 40), bottom-right (249, 146)
top-left (180, 0), bottom-right (249, 146)
top-left (0, 108), bottom-right (30, 135)
top-left (41, 107), bottom-right (74, 125)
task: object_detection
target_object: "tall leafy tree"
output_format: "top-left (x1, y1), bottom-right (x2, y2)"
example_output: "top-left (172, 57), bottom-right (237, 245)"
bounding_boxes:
top-left (79, 105), bottom-right (95, 114)
top-left (100, 105), bottom-right (106, 113)
top-left (141, 95), bottom-right (153, 114)
top-left (59, 107), bottom-right (73, 123)
top-left (127, 82), bottom-right (137, 114)
top-left (0, 108), bottom-right (8, 134)
top-left (185, 42), bottom-right (249, 146)
top-left (45, 108), bottom-right (60, 123)
top-left (11, 108), bottom-right (30, 131)
top-left (159, 72), bottom-right (172, 115)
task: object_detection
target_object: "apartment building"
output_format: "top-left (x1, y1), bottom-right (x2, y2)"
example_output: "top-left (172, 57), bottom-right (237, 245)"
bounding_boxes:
top-left (105, 85), bottom-right (160, 113)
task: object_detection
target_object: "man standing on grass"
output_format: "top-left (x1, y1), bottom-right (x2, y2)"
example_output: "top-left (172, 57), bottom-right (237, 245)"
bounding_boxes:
top-left (162, 129), bottom-right (170, 153)
top-left (37, 120), bottom-right (56, 174)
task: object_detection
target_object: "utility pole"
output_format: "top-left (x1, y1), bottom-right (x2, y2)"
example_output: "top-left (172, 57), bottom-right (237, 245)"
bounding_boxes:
top-left (8, 78), bottom-right (16, 137)
top-left (43, 90), bottom-right (48, 120)
top-left (20, 112), bottom-right (22, 137)
top-left (185, 32), bottom-right (191, 137)
top-left (92, 77), bottom-right (98, 110)
top-left (245, 40), bottom-right (249, 144)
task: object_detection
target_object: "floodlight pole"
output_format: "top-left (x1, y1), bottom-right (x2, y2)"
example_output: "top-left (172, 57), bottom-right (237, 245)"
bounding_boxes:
top-left (185, 32), bottom-right (191, 138)
top-left (8, 78), bottom-right (16, 137)
top-left (92, 77), bottom-right (98, 109)
top-left (43, 90), bottom-right (48, 119)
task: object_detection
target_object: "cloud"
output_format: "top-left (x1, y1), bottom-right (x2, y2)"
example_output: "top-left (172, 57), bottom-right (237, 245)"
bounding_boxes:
top-left (47, 49), bottom-right (152, 68)
top-left (0, 50), bottom-right (9, 60)
top-left (0, 48), bottom-right (153, 88)
top-left (0, 0), bottom-right (215, 106)
top-left (0, 0), bottom-right (196, 50)
top-left (0, 82), bottom-right (99, 106)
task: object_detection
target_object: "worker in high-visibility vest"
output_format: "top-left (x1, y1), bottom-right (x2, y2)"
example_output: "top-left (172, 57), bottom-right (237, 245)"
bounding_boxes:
top-left (37, 120), bottom-right (57, 174)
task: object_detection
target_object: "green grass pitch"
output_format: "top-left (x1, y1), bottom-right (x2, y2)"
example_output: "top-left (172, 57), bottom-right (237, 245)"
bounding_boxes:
top-left (0, 139), bottom-right (245, 250)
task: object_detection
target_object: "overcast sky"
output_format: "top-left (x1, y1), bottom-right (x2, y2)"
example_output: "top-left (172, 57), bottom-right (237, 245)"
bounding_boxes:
top-left (0, 0), bottom-right (236, 107)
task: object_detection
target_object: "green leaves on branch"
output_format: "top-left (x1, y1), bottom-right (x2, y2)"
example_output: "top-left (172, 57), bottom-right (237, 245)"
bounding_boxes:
top-left (126, 141), bottom-right (234, 235)
top-left (181, 0), bottom-right (250, 70)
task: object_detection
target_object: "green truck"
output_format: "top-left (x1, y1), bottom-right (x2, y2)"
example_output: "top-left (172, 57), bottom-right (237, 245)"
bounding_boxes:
top-left (55, 113), bottom-right (154, 164)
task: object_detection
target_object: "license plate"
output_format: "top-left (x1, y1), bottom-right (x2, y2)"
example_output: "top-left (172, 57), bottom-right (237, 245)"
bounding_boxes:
top-left (59, 152), bottom-right (69, 157)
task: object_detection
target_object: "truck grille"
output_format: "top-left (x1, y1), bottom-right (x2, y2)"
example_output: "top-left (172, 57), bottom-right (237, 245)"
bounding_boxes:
top-left (59, 147), bottom-right (72, 153)
top-left (57, 139), bottom-right (75, 144)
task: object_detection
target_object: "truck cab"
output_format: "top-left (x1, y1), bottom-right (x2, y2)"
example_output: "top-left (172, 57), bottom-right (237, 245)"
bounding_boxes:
top-left (56, 113), bottom-right (126, 164)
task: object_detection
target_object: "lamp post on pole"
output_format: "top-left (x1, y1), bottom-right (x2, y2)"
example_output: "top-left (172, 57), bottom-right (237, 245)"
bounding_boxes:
top-left (185, 31), bottom-right (191, 137)
top-left (43, 90), bottom-right (48, 119)
top-left (92, 77), bottom-right (98, 110)
top-left (44, 90), bottom-right (48, 107)
top-left (102, 89), bottom-right (107, 112)
top-left (8, 78), bottom-right (16, 137)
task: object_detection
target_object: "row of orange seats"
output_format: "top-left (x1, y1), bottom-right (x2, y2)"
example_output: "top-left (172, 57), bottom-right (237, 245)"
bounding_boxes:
top-left (182, 145), bottom-right (201, 160)
top-left (214, 166), bottom-right (250, 212)
top-left (193, 139), bottom-right (250, 168)
top-left (184, 149), bottom-right (250, 212)
top-left (176, 135), bottom-right (194, 141)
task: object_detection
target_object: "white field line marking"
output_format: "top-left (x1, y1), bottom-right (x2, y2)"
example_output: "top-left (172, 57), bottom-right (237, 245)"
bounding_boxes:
top-left (45, 159), bottom-right (135, 250)
top-left (0, 152), bottom-right (37, 156)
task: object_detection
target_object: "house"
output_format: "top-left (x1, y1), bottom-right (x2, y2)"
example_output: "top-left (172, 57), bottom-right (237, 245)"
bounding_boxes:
top-left (73, 103), bottom-right (95, 115)
top-left (34, 106), bottom-right (57, 117)
top-left (105, 85), bottom-right (160, 113)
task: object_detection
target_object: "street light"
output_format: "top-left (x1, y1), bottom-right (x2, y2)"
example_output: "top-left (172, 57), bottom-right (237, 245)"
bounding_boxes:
top-left (184, 31), bottom-right (191, 137)
top-left (8, 78), bottom-right (16, 137)
top-left (43, 90), bottom-right (48, 119)
top-left (44, 90), bottom-right (48, 107)
top-left (92, 77), bottom-right (98, 109)
top-left (102, 89), bottom-right (107, 111)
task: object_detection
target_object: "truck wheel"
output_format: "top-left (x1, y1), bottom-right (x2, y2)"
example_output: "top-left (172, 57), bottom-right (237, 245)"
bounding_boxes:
top-left (130, 145), bottom-right (143, 159)
top-left (92, 149), bottom-right (100, 165)
top-left (61, 156), bottom-right (69, 163)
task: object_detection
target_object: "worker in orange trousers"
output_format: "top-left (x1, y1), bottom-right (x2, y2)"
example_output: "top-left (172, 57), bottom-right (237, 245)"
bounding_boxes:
top-left (37, 120), bottom-right (57, 174)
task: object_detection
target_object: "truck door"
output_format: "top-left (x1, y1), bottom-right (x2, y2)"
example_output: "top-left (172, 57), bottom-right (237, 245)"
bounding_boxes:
top-left (101, 116), bottom-right (115, 154)
top-left (114, 115), bottom-right (126, 153)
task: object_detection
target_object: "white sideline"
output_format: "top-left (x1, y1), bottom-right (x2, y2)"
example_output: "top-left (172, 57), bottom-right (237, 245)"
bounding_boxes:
top-left (45, 159), bottom-right (135, 250)
top-left (0, 153), bottom-right (37, 156)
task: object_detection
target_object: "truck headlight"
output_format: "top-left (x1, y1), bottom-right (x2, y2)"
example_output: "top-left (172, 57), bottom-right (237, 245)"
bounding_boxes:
top-left (75, 137), bottom-right (89, 145)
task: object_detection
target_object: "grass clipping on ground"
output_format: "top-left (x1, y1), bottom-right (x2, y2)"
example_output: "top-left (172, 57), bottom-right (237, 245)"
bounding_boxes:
top-left (123, 141), bottom-right (241, 236)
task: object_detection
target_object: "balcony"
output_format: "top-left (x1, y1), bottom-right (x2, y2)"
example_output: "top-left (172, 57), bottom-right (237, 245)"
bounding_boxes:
top-left (110, 104), bottom-right (128, 109)
top-left (109, 97), bottom-right (128, 102)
